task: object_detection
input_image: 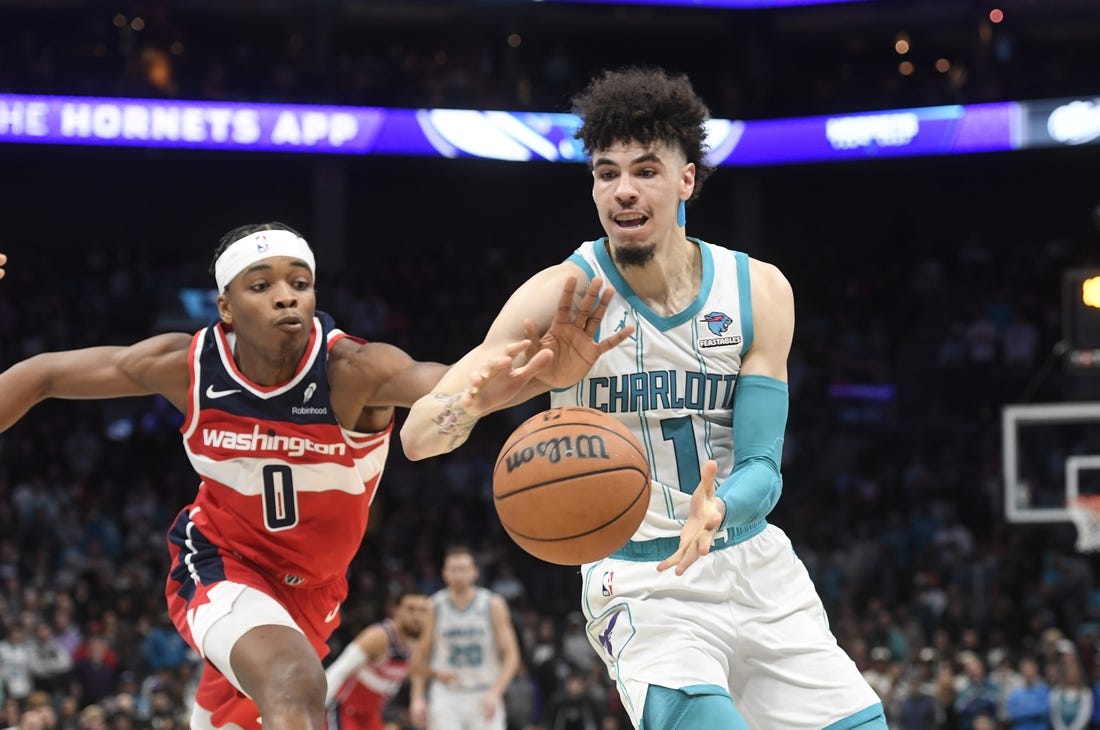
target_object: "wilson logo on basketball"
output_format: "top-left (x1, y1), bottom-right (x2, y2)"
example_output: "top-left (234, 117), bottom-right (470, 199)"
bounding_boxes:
top-left (504, 434), bottom-right (610, 473)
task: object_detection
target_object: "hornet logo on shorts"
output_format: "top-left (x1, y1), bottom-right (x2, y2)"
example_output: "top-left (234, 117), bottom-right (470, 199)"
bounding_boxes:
top-left (597, 611), bottom-right (621, 657)
top-left (699, 311), bottom-right (741, 349)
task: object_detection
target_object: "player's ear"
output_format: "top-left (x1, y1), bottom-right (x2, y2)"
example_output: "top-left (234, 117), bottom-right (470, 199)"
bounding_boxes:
top-left (680, 162), bottom-right (696, 201)
top-left (216, 293), bottom-right (233, 326)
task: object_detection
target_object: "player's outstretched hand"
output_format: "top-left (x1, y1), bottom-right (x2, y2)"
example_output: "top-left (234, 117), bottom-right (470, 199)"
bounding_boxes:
top-left (657, 460), bottom-right (723, 576)
top-left (0, 252), bottom-right (7, 280)
top-left (459, 339), bottom-right (555, 416)
top-left (524, 276), bottom-right (634, 389)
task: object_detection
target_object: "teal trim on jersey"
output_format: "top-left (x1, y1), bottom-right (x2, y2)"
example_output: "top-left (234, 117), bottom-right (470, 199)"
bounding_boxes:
top-left (689, 317), bottom-right (717, 468)
top-left (566, 251), bottom-right (597, 282)
top-left (719, 375), bottom-right (787, 531)
top-left (822, 702), bottom-right (888, 730)
top-left (593, 237), bottom-right (715, 331)
top-left (640, 684), bottom-right (748, 730)
top-left (610, 519), bottom-right (766, 561)
top-left (581, 561), bottom-right (601, 618)
top-left (631, 318), bottom-right (670, 518)
top-left (734, 250), bottom-right (753, 353)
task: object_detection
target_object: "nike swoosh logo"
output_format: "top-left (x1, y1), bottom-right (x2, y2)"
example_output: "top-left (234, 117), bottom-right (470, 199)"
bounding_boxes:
top-left (206, 385), bottom-right (242, 399)
top-left (324, 604), bottom-right (340, 623)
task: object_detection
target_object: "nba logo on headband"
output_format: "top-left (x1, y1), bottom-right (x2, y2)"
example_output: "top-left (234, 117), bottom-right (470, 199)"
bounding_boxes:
top-left (214, 230), bottom-right (316, 292)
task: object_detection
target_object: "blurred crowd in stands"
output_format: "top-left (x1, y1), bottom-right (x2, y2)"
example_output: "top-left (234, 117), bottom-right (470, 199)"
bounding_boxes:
top-left (1, 214), bottom-right (1100, 729)
top-left (5, 1), bottom-right (1100, 728)
top-left (1, 0), bottom-right (1099, 120)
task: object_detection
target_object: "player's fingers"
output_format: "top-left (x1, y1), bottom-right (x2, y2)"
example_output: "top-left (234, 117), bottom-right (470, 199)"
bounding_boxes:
top-left (522, 320), bottom-right (544, 359)
top-left (656, 544), bottom-right (687, 573)
top-left (576, 276), bottom-right (608, 325)
top-left (585, 286), bottom-right (615, 334)
top-left (503, 339), bottom-right (532, 359)
top-left (471, 358), bottom-right (511, 398)
top-left (582, 276), bottom-right (604, 303)
top-left (674, 545), bottom-right (702, 576)
top-left (523, 318), bottom-right (540, 343)
top-left (573, 280), bottom-right (600, 329)
top-left (697, 459), bottom-right (719, 495)
top-left (514, 348), bottom-right (553, 378)
top-left (476, 356), bottom-right (506, 381)
top-left (555, 276), bottom-right (580, 323)
top-left (598, 325), bottom-right (635, 352)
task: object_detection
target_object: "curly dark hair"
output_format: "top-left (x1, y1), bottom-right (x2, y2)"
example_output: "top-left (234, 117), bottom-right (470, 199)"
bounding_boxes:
top-left (571, 67), bottom-right (714, 201)
top-left (209, 221), bottom-right (305, 285)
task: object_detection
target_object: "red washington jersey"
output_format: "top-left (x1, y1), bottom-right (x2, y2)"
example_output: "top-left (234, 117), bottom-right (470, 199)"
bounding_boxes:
top-left (179, 312), bottom-right (390, 587)
top-left (334, 619), bottom-right (411, 723)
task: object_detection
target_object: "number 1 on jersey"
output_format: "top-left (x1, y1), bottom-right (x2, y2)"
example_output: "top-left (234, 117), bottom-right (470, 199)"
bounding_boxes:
top-left (660, 416), bottom-right (702, 493)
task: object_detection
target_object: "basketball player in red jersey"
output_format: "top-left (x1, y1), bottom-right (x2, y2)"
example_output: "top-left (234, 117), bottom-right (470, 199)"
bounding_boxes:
top-left (324, 591), bottom-right (430, 730)
top-left (0, 224), bottom-right (624, 730)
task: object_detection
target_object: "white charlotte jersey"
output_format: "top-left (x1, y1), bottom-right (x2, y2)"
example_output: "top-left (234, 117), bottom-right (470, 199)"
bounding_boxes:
top-left (551, 238), bottom-right (752, 543)
top-left (429, 588), bottom-right (500, 691)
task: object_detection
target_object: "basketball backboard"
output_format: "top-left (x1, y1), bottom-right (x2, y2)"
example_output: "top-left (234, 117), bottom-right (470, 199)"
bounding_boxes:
top-left (1003, 401), bottom-right (1100, 523)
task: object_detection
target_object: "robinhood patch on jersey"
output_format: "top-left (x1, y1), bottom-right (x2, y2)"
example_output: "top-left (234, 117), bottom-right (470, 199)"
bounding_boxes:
top-left (699, 311), bottom-right (742, 349)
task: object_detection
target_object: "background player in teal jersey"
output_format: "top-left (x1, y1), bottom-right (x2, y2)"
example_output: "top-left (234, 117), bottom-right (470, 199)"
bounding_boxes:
top-left (408, 546), bottom-right (521, 730)
top-left (401, 67), bottom-right (888, 729)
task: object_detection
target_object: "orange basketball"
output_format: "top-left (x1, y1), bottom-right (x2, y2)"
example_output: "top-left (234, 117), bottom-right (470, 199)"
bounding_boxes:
top-left (492, 406), bottom-right (650, 565)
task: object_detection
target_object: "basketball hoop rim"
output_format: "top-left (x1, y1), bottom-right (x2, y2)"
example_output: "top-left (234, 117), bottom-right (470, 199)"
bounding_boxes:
top-left (1068, 496), bottom-right (1100, 553)
top-left (1070, 495), bottom-right (1100, 510)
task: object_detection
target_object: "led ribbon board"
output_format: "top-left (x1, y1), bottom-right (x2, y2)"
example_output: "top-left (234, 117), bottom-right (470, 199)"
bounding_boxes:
top-left (1, 93), bottom-right (1092, 166)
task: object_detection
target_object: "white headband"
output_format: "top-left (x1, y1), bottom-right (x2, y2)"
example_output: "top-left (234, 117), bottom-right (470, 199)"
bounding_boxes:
top-left (214, 229), bottom-right (316, 292)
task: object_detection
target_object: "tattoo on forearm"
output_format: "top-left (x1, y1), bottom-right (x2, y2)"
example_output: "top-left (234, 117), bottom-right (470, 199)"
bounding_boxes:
top-left (431, 392), bottom-right (477, 446)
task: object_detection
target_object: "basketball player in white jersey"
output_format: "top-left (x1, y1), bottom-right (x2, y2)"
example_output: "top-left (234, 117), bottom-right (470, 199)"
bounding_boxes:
top-left (408, 546), bottom-right (520, 730)
top-left (401, 68), bottom-right (888, 729)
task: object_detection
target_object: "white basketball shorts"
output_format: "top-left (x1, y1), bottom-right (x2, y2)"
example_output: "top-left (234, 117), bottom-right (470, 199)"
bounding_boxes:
top-left (580, 523), bottom-right (882, 729)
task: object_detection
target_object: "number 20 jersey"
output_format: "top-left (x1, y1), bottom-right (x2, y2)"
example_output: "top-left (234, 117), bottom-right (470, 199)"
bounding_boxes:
top-left (180, 311), bottom-right (391, 587)
top-left (550, 238), bottom-right (751, 544)
top-left (429, 588), bottom-right (500, 691)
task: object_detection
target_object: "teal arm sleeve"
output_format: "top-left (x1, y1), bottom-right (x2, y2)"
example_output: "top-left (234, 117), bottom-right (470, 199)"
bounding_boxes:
top-left (717, 375), bottom-right (788, 530)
